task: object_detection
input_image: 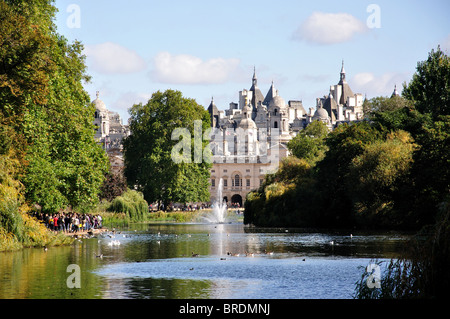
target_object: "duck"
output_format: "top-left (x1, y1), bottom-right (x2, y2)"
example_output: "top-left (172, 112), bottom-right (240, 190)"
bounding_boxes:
top-left (191, 252), bottom-right (199, 257)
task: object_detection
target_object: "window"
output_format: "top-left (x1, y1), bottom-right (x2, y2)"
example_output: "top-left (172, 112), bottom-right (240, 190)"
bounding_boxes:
top-left (234, 174), bottom-right (240, 187)
top-left (246, 179), bottom-right (250, 187)
top-left (223, 179), bottom-right (228, 187)
top-left (274, 121), bottom-right (278, 129)
top-left (211, 179), bottom-right (215, 187)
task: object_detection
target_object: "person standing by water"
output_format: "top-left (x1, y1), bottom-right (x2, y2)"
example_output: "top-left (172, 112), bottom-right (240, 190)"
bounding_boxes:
top-left (53, 214), bottom-right (59, 232)
top-left (73, 214), bottom-right (79, 233)
top-left (64, 214), bottom-right (70, 233)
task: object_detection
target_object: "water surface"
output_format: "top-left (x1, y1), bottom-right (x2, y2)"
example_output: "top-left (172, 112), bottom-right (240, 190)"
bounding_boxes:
top-left (0, 223), bottom-right (410, 299)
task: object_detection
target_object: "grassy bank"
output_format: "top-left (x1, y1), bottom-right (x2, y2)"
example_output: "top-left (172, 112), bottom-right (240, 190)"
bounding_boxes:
top-left (0, 211), bottom-right (74, 252)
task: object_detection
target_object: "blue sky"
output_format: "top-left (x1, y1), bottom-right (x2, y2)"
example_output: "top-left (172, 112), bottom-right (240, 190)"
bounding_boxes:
top-left (54, 0), bottom-right (450, 122)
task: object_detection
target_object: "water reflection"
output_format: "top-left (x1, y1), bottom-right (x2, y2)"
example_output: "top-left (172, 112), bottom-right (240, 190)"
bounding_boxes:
top-left (0, 223), bottom-right (410, 299)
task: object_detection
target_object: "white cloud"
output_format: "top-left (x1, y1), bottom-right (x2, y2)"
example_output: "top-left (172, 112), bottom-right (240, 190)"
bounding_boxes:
top-left (350, 72), bottom-right (410, 97)
top-left (151, 52), bottom-right (241, 84)
top-left (112, 91), bottom-right (153, 111)
top-left (293, 12), bottom-right (368, 45)
top-left (85, 42), bottom-right (147, 74)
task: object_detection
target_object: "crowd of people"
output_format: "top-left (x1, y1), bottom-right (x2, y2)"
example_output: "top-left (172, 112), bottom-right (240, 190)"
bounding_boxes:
top-left (31, 212), bottom-right (103, 233)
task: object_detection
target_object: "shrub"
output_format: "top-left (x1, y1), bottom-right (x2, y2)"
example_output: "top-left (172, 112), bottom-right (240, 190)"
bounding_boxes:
top-left (108, 189), bottom-right (149, 222)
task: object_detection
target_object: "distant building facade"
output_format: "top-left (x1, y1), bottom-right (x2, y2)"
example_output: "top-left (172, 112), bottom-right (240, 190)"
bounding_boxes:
top-left (92, 92), bottom-right (130, 173)
top-left (207, 63), bottom-right (364, 206)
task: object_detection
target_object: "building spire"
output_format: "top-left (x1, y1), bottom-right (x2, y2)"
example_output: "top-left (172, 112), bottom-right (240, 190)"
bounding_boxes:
top-left (252, 66), bottom-right (257, 86)
top-left (391, 84), bottom-right (400, 97)
top-left (340, 60), bottom-right (346, 83)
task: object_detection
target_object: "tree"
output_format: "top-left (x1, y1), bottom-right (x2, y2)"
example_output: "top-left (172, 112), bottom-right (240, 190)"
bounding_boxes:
top-left (124, 90), bottom-right (211, 209)
top-left (287, 120), bottom-right (329, 165)
top-left (364, 95), bottom-right (413, 115)
top-left (348, 130), bottom-right (417, 227)
top-left (314, 121), bottom-right (382, 227)
top-left (99, 169), bottom-right (128, 202)
top-left (0, 0), bottom-right (108, 213)
top-left (402, 46), bottom-right (450, 119)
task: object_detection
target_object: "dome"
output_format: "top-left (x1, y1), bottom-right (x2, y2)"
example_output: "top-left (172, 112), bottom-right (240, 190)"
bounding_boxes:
top-left (268, 95), bottom-right (286, 109)
top-left (239, 118), bottom-right (257, 130)
top-left (313, 107), bottom-right (329, 120)
top-left (92, 91), bottom-right (107, 112)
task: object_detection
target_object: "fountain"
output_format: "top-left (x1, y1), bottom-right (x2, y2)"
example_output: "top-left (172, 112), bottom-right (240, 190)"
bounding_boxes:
top-left (203, 178), bottom-right (228, 223)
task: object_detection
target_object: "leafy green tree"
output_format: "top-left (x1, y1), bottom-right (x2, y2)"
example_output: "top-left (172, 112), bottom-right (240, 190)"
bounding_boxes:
top-left (403, 116), bottom-right (450, 227)
top-left (403, 46), bottom-right (450, 119)
top-left (123, 90), bottom-right (211, 209)
top-left (287, 120), bottom-right (329, 164)
top-left (100, 169), bottom-right (128, 202)
top-left (364, 95), bottom-right (413, 115)
top-left (348, 130), bottom-right (416, 227)
top-left (0, 0), bottom-right (108, 213)
top-left (315, 121), bottom-right (382, 227)
top-left (244, 156), bottom-right (318, 227)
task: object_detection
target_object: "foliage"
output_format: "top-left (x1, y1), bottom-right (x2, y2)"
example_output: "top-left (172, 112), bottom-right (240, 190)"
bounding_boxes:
top-left (287, 120), bottom-right (329, 164)
top-left (402, 46), bottom-right (450, 119)
top-left (149, 210), bottom-right (201, 223)
top-left (0, 0), bottom-right (108, 215)
top-left (245, 46), bottom-right (450, 232)
top-left (354, 197), bottom-right (450, 299)
top-left (364, 95), bottom-right (412, 115)
top-left (0, 0), bottom-right (108, 249)
top-left (108, 189), bottom-right (149, 222)
top-left (99, 169), bottom-right (128, 202)
top-left (124, 89), bottom-right (211, 209)
top-left (313, 121), bottom-right (382, 227)
top-left (348, 130), bottom-right (416, 227)
top-left (244, 156), bottom-right (317, 227)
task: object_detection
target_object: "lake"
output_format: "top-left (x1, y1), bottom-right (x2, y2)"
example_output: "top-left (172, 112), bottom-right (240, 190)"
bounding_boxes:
top-left (0, 222), bottom-right (410, 299)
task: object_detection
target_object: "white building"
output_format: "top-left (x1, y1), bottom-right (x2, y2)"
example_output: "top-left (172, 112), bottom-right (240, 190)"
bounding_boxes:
top-left (207, 63), bottom-right (364, 205)
top-left (92, 91), bottom-right (130, 151)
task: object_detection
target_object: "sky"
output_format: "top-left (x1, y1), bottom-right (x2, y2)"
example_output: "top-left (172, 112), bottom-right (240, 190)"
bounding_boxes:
top-left (54, 0), bottom-right (450, 123)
